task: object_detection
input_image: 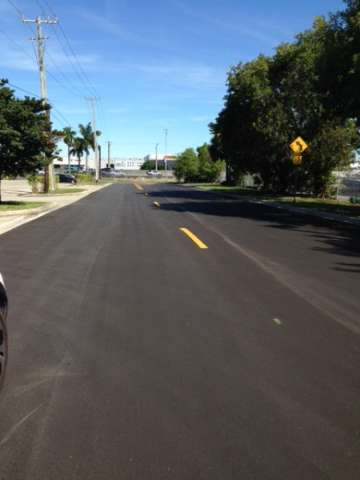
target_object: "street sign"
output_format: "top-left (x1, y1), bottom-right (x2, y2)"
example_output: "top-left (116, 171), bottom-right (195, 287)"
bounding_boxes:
top-left (290, 137), bottom-right (308, 154)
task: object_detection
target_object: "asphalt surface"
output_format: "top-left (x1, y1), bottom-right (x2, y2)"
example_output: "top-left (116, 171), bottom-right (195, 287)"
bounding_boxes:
top-left (0, 182), bottom-right (359, 480)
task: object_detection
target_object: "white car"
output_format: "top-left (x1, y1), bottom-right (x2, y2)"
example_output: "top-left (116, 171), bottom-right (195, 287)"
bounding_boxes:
top-left (0, 274), bottom-right (8, 391)
top-left (146, 170), bottom-right (162, 177)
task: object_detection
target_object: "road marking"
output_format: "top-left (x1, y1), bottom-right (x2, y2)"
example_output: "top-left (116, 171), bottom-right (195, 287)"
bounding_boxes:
top-left (153, 201), bottom-right (160, 208)
top-left (273, 318), bottom-right (282, 326)
top-left (0, 404), bottom-right (43, 448)
top-left (180, 228), bottom-right (208, 249)
top-left (133, 183), bottom-right (144, 191)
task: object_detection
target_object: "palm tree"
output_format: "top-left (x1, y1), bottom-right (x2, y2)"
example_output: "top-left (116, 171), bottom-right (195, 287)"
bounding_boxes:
top-left (70, 137), bottom-right (86, 172)
top-left (62, 127), bottom-right (76, 174)
top-left (79, 122), bottom-right (101, 172)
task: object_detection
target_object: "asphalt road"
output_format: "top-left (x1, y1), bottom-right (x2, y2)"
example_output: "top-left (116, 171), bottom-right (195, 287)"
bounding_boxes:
top-left (0, 182), bottom-right (359, 479)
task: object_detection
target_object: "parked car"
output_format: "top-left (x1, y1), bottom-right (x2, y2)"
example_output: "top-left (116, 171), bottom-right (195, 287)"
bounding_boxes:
top-left (146, 170), bottom-right (162, 177)
top-left (0, 274), bottom-right (8, 392)
top-left (56, 173), bottom-right (77, 184)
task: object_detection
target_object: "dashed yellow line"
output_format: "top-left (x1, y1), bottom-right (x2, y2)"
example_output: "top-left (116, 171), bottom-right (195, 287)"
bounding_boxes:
top-left (133, 182), bottom-right (144, 191)
top-left (180, 228), bottom-right (208, 250)
top-left (153, 201), bottom-right (160, 208)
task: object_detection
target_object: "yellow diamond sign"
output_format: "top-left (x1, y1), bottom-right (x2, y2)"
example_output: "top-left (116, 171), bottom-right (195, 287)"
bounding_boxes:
top-left (290, 137), bottom-right (308, 154)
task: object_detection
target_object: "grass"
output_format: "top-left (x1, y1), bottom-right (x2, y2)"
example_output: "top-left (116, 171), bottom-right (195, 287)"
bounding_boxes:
top-left (55, 188), bottom-right (85, 194)
top-left (38, 187), bottom-right (86, 195)
top-left (274, 197), bottom-right (360, 218)
top-left (0, 201), bottom-right (45, 212)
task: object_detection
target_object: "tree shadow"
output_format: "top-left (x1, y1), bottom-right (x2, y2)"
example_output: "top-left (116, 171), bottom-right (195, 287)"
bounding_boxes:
top-left (149, 188), bottom-right (360, 267)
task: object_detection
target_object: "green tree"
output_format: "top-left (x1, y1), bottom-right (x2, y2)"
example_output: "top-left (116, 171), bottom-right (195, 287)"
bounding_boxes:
top-left (174, 148), bottom-right (199, 182)
top-left (141, 160), bottom-right (165, 170)
top-left (210, 9), bottom-right (360, 195)
top-left (62, 126), bottom-right (76, 174)
top-left (0, 80), bottom-right (51, 201)
top-left (79, 122), bottom-right (101, 171)
top-left (197, 144), bottom-right (224, 182)
top-left (70, 137), bottom-right (86, 170)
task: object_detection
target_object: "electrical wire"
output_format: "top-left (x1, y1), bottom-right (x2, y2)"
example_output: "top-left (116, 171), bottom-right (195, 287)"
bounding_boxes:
top-left (6, 81), bottom-right (72, 127)
top-left (38, 0), bottom-right (99, 98)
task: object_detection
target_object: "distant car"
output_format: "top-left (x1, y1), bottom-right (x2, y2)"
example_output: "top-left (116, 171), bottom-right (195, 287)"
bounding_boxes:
top-left (0, 274), bottom-right (8, 392)
top-left (146, 170), bottom-right (162, 177)
top-left (56, 173), bottom-right (77, 185)
top-left (101, 169), bottom-right (126, 178)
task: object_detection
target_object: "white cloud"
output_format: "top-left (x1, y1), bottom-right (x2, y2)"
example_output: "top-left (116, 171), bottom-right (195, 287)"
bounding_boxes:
top-left (96, 60), bottom-right (225, 90)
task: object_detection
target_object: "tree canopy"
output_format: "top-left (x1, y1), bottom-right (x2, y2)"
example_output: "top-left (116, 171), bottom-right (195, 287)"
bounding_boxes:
top-left (210, 1), bottom-right (360, 196)
top-left (175, 145), bottom-right (224, 183)
top-left (0, 80), bottom-right (54, 200)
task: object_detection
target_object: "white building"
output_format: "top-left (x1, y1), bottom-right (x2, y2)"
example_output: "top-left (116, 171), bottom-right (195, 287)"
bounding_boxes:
top-left (113, 158), bottom-right (144, 170)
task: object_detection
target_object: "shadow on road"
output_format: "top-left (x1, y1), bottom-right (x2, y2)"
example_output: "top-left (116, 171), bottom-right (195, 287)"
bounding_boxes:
top-left (149, 188), bottom-right (360, 267)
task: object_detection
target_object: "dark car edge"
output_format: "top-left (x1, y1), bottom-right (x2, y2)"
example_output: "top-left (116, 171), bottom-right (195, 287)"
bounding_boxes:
top-left (0, 275), bottom-right (8, 392)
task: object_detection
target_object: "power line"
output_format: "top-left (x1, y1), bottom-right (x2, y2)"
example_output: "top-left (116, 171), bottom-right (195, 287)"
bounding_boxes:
top-left (38, 0), bottom-right (98, 97)
top-left (6, 0), bottom-right (39, 60)
top-left (6, 0), bottom-right (23, 18)
top-left (46, 54), bottom-right (87, 98)
top-left (6, 81), bottom-right (72, 128)
top-left (0, 26), bottom-right (36, 63)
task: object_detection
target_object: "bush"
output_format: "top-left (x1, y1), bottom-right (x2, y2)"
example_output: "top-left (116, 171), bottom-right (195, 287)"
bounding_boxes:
top-left (175, 145), bottom-right (224, 183)
top-left (76, 173), bottom-right (95, 184)
top-left (27, 173), bottom-right (44, 193)
top-left (141, 160), bottom-right (165, 170)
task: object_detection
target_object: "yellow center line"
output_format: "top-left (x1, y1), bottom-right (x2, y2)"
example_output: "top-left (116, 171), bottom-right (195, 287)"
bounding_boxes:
top-left (153, 201), bottom-right (160, 208)
top-left (180, 228), bottom-right (208, 250)
top-left (133, 182), bottom-right (144, 191)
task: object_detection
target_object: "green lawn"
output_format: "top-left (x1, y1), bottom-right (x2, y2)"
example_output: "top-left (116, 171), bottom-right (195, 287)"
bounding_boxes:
top-left (55, 188), bottom-right (85, 194)
top-left (38, 188), bottom-right (86, 195)
top-left (274, 197), bottom-right (360, 218)
top-left (0, 201), bottom-right (45, 212)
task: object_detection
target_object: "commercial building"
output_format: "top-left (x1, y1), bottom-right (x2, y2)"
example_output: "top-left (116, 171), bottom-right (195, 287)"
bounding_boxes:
top-left (143, 154), bottom-right (177, 170)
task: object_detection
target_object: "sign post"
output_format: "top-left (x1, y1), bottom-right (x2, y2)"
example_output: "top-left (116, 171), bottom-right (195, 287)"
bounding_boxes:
top-left (289, 137), bottom-right (308, 203)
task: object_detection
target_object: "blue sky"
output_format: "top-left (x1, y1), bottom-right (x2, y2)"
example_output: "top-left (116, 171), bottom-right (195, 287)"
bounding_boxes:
top-left (1, 0), bottom-right (345, 158)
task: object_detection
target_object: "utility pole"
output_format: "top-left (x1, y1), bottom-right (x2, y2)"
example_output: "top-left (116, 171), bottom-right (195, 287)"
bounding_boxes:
top-left (23, 15), bottom-right (58, 192)
top-left (86, 97), bottom-right (99, 182)
top-left (107, 141), bottom-right (111, 168)
top-left (155, 143), bottom-right (159, 172)
top-left (164, 128), bottom-right (168, 171)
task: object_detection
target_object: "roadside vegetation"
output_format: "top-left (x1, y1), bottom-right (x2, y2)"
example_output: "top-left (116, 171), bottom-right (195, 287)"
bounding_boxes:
top-left (175, 144), bottom-right (224, 183)
top-left (209, 0), bottom-right (360, 198)
top-left (0, 80), bottom-right (60, 202)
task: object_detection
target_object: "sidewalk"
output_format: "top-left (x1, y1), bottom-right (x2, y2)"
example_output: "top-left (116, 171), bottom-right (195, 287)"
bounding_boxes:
top-left (0, 179), bottom-right (109, 236)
